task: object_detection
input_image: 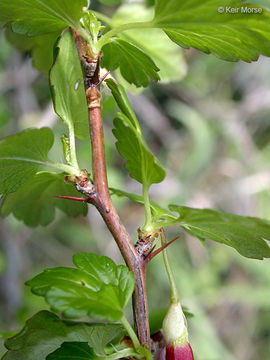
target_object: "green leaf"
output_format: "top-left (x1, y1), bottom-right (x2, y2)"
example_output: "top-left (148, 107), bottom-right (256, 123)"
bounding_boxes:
top-left (0, 332), bottom-right (18, 340)
top-left (101, 38), bottom-right (160, 87)
top-left (105, 79), bottom-right (138, 128)
top-left (113, 113), bottom-right (165, 187)
top-left (153, 0), bottom-right (270, 62)
top-left (147, 0), bottom-right (155, 6)
top-left (47, 342), bottom-right (96, 360)
top-left (48, 343), bottom-right (142, 360)
top-left (1, 172), bottom-right (87, 227)
top-left (0, 128), bottom-right (54, 195)
top-left (0, 0), bottom-right (88, 36)
top-left (26, 253), bottom-right (135, 321)
top-left (169, 206), bottom-right (270, 260)
top-left (81, 12), bottom-right (104, 44)
top-left (50, 29), bottom-right (89, 140)
top-left (5, 27), bottom-right (60, 73)
top-left (2, 311), bottom-right (124, 360)
top-left (106, 79), bottom-right (165, 187)
top-left (112, 3), bottom-right (187, 83)
top-left (110, 187), bottom-right (176, 223)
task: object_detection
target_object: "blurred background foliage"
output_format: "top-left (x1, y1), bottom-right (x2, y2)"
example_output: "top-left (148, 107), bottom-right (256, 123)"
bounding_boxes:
top-left (1, 1), bottom-right (270, 359)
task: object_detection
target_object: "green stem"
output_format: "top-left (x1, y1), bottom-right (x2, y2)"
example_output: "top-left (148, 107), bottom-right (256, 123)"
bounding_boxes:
top-left (97, 21), bottom-right (153, 50)
top-left (103, 348), bottom-right (143, 360)
top-left (121, 316), bottom-right (141, 351)
top-left (160, 230), bottom-right (179, 304)
top-left (142, 184), bottom-right (152, 231)
top-left (46, 160), bottom-right (80, 175)
top-left (68, 124), bottom-right (80, 171)
top-left (151, 219), bottom-right (179, 231)
top-left (94, 11), bottom-right (112, 25)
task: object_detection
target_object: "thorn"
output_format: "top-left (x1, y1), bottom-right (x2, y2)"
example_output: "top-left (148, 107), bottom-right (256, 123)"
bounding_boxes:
top-left (98, 71), bottom-right (110, 86)
top-left (145, 236), bottom-right (180, 264)
top-left (52, 195), bottom-right (89, 202)
top-left (147, 244), bottom-right (157, 257)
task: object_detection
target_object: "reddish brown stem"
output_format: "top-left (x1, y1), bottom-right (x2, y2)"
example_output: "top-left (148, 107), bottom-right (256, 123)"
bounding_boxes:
top-left (72, 30), bottom-right (150, 349)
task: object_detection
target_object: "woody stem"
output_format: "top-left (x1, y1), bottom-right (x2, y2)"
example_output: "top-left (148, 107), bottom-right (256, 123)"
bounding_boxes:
top-left (72, 30), bottom-right (150, 349)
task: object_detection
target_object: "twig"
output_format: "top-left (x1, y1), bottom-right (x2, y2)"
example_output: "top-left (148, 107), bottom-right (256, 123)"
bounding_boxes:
top-left (72, 30), bottom-right (150, 349)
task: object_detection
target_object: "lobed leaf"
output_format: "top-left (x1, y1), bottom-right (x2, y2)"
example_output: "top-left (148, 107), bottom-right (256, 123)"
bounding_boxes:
top-left (112, 3), bottom-right (187, 83)
top-left (101, 38), bottom-right (160, 87)
top-left (170, 206), bottom-right (270, 260)
top-left (5, 27), bottom-right (60, 73)
top-left (0, 0), bottom-right (88, 36)
top-left (2, 311), bottom-right (124, 360)
top-left (1, 172), bottom-right (87, 227)
top-left (153, 0), bottom-right (270, 62)
top-left (50, 29), bottom-right (89, 140)
top-left (26, 253), bottom-right (134, 322)
top-left (0, 128), bottom-right (54, 195)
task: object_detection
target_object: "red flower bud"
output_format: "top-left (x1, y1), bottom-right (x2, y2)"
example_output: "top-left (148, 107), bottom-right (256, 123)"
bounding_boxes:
top-left (166, 344), bottom-right (194, 360)
top-left (162, 302), bottom-right (194, 360)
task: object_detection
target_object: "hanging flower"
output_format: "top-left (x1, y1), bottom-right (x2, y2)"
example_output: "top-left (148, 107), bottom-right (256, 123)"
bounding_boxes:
top-left (162, 302), bottom-right (194, 360)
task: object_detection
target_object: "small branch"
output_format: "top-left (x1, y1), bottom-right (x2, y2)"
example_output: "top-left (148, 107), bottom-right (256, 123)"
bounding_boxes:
top-left (72, 30), bottom-right (151, 349)
top-left (86, 86), bottom-right (111, 209)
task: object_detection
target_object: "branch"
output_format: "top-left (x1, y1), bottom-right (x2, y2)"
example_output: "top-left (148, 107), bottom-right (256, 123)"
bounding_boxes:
top-left (72, 30), bottom-right (150, 349)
